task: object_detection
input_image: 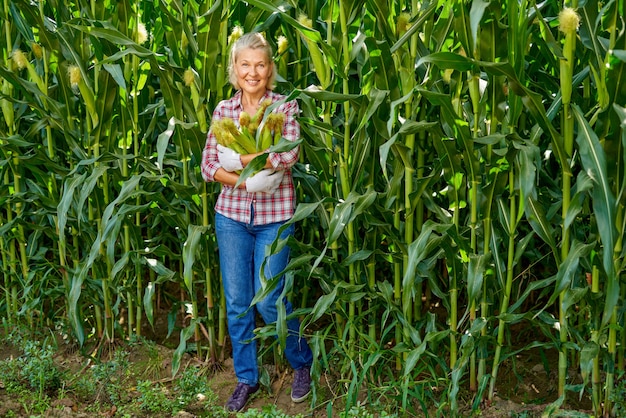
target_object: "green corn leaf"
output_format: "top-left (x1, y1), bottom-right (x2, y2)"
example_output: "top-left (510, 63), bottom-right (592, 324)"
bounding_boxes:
top-left (232, 138), bottom-right (303, 190)
top-left (572, 104), bottom-right (618, 326)
top-left (564, 171), bottom-right (593, 230)
top-left (101, 175), bottom-right (144, 227)
top-left (57, 172), bottom-right (87, 248)
top-left (417, 51), bottom-right (477, 72)
top-left (561, 287), bottom-right (589, 318)
top-left (341, 249), bottom-right (374, 266)
top-left (480, 61), bottom-right (571, 177)
top-left (403, 339), bottom-right (429, 377)
top-left (390, 0), bottom-right (438, 54)
top-left (579, 341), bottom-right (599, 385)
top-left (403, 221), bottom-right (451, 313)
top-left (157, 117), bottom-right (177, 174)
top-left (142, 257), bottom-right (176, 284)
top-left (513, 232), bottom-right (534, 267)
top-left (467, 253), bottom-right (489, 305)
top-left (468, 0), bottom-right (489, 56)
top-left (525, 196), bottom-right (560, 265)
top-left (143, 281), bottom-right (156, 327)
top-left (182, 224), bottom-right (207, 295)
top-left (307, 287), bottom-right (338, 324)
top-left (111, 251), bottom-right (130, 281)
top-left (102, 63), bottom-right (126, 90)
top-left (327, 189), bottom-right (377, 245)
top-left (546, 240), bottom-right (595, 307)
top-left (514, 138), bottom-right (540, 221)
top-left (508, 274), bottom-right (556, 315)
top-left (172, 323), bottom-right (196, 377)
top-left (328, 199), bottom-right (354, 245)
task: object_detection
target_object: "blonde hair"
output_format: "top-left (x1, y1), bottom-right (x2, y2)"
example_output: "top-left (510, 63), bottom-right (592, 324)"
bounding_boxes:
top-left (228, 32), bottom-right (276, 90)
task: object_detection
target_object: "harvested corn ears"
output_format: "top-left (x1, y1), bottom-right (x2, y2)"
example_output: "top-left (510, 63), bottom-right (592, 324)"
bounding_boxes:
top-left (212, 99), bottom-right (286, 154)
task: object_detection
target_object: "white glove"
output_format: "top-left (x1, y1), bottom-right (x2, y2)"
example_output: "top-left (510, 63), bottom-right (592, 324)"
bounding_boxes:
top-left (217, 144), bottom-right (243, 172)
top-left (246, 169), bottom-right (284, 194)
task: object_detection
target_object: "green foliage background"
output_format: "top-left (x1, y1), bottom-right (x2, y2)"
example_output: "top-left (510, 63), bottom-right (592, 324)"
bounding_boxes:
top-left (1, 0), bottom-right (625, 415)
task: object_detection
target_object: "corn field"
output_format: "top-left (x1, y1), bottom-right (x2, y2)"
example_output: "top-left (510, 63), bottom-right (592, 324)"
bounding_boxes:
top-left (0, 0), bottom-right (625, 416)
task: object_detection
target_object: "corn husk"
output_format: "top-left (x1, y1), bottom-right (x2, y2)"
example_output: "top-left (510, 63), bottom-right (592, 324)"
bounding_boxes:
top-left (212, 104), bottom-right (286, 154)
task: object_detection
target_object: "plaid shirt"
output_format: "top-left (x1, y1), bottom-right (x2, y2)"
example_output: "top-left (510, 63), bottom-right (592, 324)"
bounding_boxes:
top-left (201, 90), bottom-right (300, 225)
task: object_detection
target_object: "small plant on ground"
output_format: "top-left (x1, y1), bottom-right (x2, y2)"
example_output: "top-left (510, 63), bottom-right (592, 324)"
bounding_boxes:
top-left (135, 366), bottom-right (226, 416)
top-left (129, 335), bottom-right (166, 379)
top-left (74, 349), bottom-right (133, 405)
top-left (19, 340), bottom-right (63, 395)
top-left (339, 403), bottom-right (398, 418)
top-left (136, 380), bottom-right (173, 414)
top-left (237, 404), bottom-right (304, 418)
top-left (509, 412), bottom-right (533, 418)
top-left (0, 337), bottom-right (62, 415)
top-left (175, 366), bottom-right (218, 408)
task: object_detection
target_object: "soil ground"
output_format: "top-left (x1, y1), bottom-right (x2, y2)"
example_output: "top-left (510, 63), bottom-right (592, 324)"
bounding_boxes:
top-left (0, 340), bottom-right (595, 417)
top-left (0, 312), bottom-right (596, 418)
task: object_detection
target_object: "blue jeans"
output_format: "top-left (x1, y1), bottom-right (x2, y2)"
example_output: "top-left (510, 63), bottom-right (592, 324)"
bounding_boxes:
top-left (215, 211), bottom-right (313, 385)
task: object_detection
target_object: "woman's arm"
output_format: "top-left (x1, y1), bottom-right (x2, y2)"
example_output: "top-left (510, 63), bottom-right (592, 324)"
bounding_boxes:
top-left (200, 107), bottom-right (222, 182)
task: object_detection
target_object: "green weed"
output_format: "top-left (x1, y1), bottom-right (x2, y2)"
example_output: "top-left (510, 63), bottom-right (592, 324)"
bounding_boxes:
top-left (74, 349), bottom-right (133, 405)
top-left (339, 402), bottom-right (398, 418)
top-left (0, 335), bottom-right (63, 416)
top-left (19, 340), bottom-right (63, 394)
top-left (136, 380), bottom-right (173, 414)
top-left (237, 404), bottom-right (304, 418)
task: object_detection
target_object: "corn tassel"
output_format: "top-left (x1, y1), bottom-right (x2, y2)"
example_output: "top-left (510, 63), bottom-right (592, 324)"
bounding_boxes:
top-left (239, 111), bottom-right (252, 138)
top-left (212, 123), bottom-right (247, 154)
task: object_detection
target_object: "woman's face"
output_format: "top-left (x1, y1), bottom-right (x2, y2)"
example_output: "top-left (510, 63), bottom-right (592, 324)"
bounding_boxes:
top-left (234, 47), bottom-right (272, 97)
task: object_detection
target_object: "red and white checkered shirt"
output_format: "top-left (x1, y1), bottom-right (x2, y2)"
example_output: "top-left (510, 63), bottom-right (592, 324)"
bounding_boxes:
top-left (201, 90), bottom-right (300, 225)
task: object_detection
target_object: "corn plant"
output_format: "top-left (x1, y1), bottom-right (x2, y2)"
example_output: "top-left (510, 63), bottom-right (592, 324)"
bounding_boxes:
top-left (1, 0), bottom-right (625, 416)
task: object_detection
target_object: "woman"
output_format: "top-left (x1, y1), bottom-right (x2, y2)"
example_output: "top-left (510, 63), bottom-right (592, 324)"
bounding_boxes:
top-left (200, 32), bottom-right (313, 413)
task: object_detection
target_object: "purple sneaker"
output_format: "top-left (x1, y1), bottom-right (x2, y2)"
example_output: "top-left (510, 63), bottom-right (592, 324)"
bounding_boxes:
top-left (291, 366), bottom-right (311, 402)
top-left (225, 382), bottom-right (259, 412)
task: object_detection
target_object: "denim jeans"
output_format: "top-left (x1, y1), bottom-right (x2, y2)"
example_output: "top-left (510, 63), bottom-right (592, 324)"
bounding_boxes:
top-left (215, 211), bottom-right (313, 385)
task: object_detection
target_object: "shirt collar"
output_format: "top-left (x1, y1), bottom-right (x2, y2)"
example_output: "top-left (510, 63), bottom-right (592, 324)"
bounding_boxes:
top-left (234, 89), bottom-right (271, 109)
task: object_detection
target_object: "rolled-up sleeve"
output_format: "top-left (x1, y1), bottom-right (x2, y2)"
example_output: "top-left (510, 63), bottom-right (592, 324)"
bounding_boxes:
top-left (200, 107), bottom-right (223, 182)
top-left (268, 99), bottom-right (300, 170)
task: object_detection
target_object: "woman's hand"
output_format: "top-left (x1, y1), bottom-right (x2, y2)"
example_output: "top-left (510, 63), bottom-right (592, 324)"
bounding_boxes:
top-left (217, 144), bottom-right (243, 172)
top-left (245, 169), bottom-right (284, 194)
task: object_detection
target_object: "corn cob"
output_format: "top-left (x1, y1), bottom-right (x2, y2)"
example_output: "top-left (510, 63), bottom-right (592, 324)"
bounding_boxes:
top-left (219, 118), bottom-right (257, 153)
top-left (239, 111), bottom-right (251, 137)
top-left (297, 15), bottom-right (330, 88)
top-left (1, 80), bottom-right (14, 128)
top-left (259, 124), bottom-right (273, 150)
top-left (212, 122), bottom-right (247, 154)
top-left (251, 99), bottom-right (272, 125)
top-left (260, 111), bottom-right (287, 150)
top-left (268, 113), bottom-right (285, 145)
top-left (248, 120), bottom-right (259, 135)
top-left (211, 105), bottom-right (287, 155)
